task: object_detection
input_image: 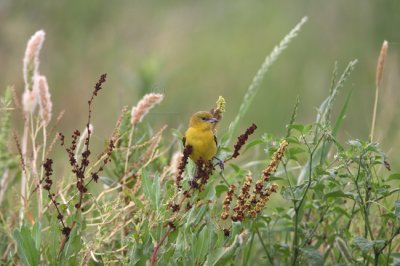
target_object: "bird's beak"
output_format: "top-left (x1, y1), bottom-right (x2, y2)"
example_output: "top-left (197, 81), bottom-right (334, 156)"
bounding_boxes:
top-left (208, 117), bottom-right (219, 124)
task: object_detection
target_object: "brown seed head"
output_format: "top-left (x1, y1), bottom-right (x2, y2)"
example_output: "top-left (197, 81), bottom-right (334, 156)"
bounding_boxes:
top-left (375, 40), bottom-right (388, 88)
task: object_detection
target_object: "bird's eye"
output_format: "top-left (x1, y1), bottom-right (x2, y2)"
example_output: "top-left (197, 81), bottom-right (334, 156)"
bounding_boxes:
top-left (201, 117), bottom-right (207, 121)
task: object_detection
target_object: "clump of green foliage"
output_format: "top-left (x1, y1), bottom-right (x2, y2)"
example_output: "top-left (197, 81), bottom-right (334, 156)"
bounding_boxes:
top-left (0, 16), bottom-right (398, 266)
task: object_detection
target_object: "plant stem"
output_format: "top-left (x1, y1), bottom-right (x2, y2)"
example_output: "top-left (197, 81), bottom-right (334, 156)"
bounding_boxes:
top-left (124, 127), bottom-right (134, 174)
top-left (292, 153), bottom-right (312, 266)
top-left (20, 114), bottom-right (29, 223)
top-left (242, 222), bottom-right (256, 266)
top-left (256, 227), bottom-right (273, 265)
top-left (150, 227), bottom-right (172, 265)
top-left (370, 85), bottom-right (380, 142)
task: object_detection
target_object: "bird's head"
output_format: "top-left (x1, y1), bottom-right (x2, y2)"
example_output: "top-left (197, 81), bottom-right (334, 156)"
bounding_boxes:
top-left (189, 111), bottom-right (219, 130)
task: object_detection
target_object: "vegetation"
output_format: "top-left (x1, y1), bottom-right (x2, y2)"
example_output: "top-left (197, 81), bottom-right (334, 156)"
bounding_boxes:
top-left (0, 17), bottom-right (399, 266)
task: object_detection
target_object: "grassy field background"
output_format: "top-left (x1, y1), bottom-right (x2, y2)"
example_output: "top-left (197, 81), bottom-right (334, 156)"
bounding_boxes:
top-left (1, 1), bottom-right (399, 163)
top-left (1, 2), bottom-right (400, 265)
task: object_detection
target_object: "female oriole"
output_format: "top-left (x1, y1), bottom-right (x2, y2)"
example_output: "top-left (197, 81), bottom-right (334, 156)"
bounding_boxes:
top-left (183, 111), bottom-right (218, 162)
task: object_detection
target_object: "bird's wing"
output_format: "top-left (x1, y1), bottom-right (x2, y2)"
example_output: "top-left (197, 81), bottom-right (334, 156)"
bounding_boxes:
top-left (214, 135), bottom-right (218, 147)
top-left (182, 136), bottom-right (186, 147)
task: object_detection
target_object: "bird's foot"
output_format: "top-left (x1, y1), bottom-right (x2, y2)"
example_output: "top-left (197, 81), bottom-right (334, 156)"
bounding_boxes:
top-left (189, 179), bottom-right (199, 189)
top-left (213, 157), bottom-right (224, 172)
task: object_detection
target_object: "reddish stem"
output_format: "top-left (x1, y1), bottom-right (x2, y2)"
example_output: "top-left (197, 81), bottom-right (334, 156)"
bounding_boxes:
top-left (150, 227), bottom-right (173, 265)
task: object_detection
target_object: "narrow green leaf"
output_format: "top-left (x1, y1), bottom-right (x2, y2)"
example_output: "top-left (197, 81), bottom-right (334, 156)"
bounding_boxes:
top-left (353, 236), bottom-right (374, 253)
top-left (215, 185), bottom-right (228, 197)
top-left (13, 225), bottom-right (40, 266)
top-left (141, 171), bottom-right (160, 210)
top-left (387, 173), bottom-right (400, 181)
top-left (60, 223), bottom-right (82, 265)
top-left (287, 124), bottom-right (312, 134)
top-left (299, 247), bottom-right (323, 265)
top-left (324, 190), bottom-right (354, 199)
top-left (98, 175), bottom-right (118, 187)
top-left (32, 220), bottom-right (41, 251)
top-left (332, 89), bottom-right (353, 137)
top-left (244, 139), bottom-right (264, 152)
top-left (394, 200), bottom-right (400, 218)
top-left (171, 128), bottom-right (184, 143)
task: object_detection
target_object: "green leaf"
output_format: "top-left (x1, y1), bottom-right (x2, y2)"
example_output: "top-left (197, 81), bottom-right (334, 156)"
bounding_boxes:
top-left (141, 170), bottom-right (160, 210)
top-left (316, 60), bottom-right (357, 124)
top-left (332, 206), bottom-right (351, 218)
top-left (32, 220), bottom-right (41, 251)
top-left (332, 89), bottom-right (352, 137)
top-left (171, 128), bottom-right (184, 143)
top-left (287, 147), bottom-right (305, 156)
top-left (47, 218), bottom-right (59, 265)
top-left (334, 237), bottom-right (352, 264)
top-left (193, 224), bottom-right (211, 264)
top-left (132, 197), bottom-right (144, 208)
top-left (348, 139), bottom-right (362, 148)
top-left (381, 212), bottom-right (397, 220)
top-left (287, 124), bottom-right (312, 134)
top-left (299, 247), bottom-right (323, 266)
top-left (59, 204), bottom-right (68, 212)
top-left (205, 230), bottom-right (247, 266)
top-left (286, 146), bottom-right (306, 160)
top-left (229, 163), bottom-right (241, 173)
top-left (324, 190), bottom-right (354, 199)
top-left (269, 176), bottom-right (285, 181)
top-left (13, 224), bottom-right (40, 266)
top-left (215, 185), bottom-right (228, 197)
top-left (387, 173), bottom-right (400, 181)
top-left (60, 222), bottom-right (82, 265)
top-left (98, 175), bottom-right (118, 187)
top-left (244, 139), bottom-right (264, 152)
top-left (285, 136), bottom-right (300, 144)
top-left (394, 200), bottom-right (400, 218)
top-left (353, 236), bottom-right (374, 253)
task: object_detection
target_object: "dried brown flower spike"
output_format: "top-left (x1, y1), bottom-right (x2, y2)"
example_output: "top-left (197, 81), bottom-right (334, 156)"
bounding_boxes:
top-left (222, 139), bottom-right (288, 222)
top-left (221, 184), bottom-right (236, 220)
top-left (262, 139), bottom-right (288, 182)
top-left (231, 123), bottom-right (257, 159)
top-left (176, 145), bottom-right (192, 189)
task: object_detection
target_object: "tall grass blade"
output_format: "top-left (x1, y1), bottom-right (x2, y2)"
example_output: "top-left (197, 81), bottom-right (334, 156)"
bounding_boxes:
top-left (286, 96), bottom-right (300, 138)
top-left (297, 60), bottom-right (357, 185)
top-left (316, 59), bottom-right (358, 125)
top-left (222, 16), bottom-right (308, 146)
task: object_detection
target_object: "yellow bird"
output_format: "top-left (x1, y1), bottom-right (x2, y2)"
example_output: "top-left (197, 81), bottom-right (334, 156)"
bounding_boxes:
top-left (183, 111), bottom-right (218, 163)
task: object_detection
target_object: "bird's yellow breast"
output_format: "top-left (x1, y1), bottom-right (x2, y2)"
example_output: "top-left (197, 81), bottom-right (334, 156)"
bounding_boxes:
top-left (185, 127), bottom-right (217, 162)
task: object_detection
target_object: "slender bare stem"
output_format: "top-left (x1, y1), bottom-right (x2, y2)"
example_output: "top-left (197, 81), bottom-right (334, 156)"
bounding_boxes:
top-left (370, 85), bottom-right (379, 142)
top-left (20, 114), bottom-right (29, 223)
top-left (124, 126), bottom-right (134, 173)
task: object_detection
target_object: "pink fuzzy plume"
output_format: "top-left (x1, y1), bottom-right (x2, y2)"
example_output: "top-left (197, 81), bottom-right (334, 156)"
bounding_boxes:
top-left (37, 75), bottom-right (52, 125)
top-left (22, 30), bottom-right (46, 114)
top-left (23, 30), bottom-right (45, 91)
top-left (130, 93), bottom-right (164, 127)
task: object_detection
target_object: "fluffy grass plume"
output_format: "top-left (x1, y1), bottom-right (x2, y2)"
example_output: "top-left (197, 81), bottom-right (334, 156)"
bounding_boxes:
top-left (22, 30), bottom-right (45, 114)
top-left (130, 93), bottom-right (164, 127)
top-left (371, 40), bottom-right (388, 141)
top-left (37, 75), bottom-right (52, 125)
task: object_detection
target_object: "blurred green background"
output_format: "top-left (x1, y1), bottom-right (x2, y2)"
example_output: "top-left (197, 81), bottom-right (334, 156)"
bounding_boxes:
top-left (1, 1), bottom-right (399, 165)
